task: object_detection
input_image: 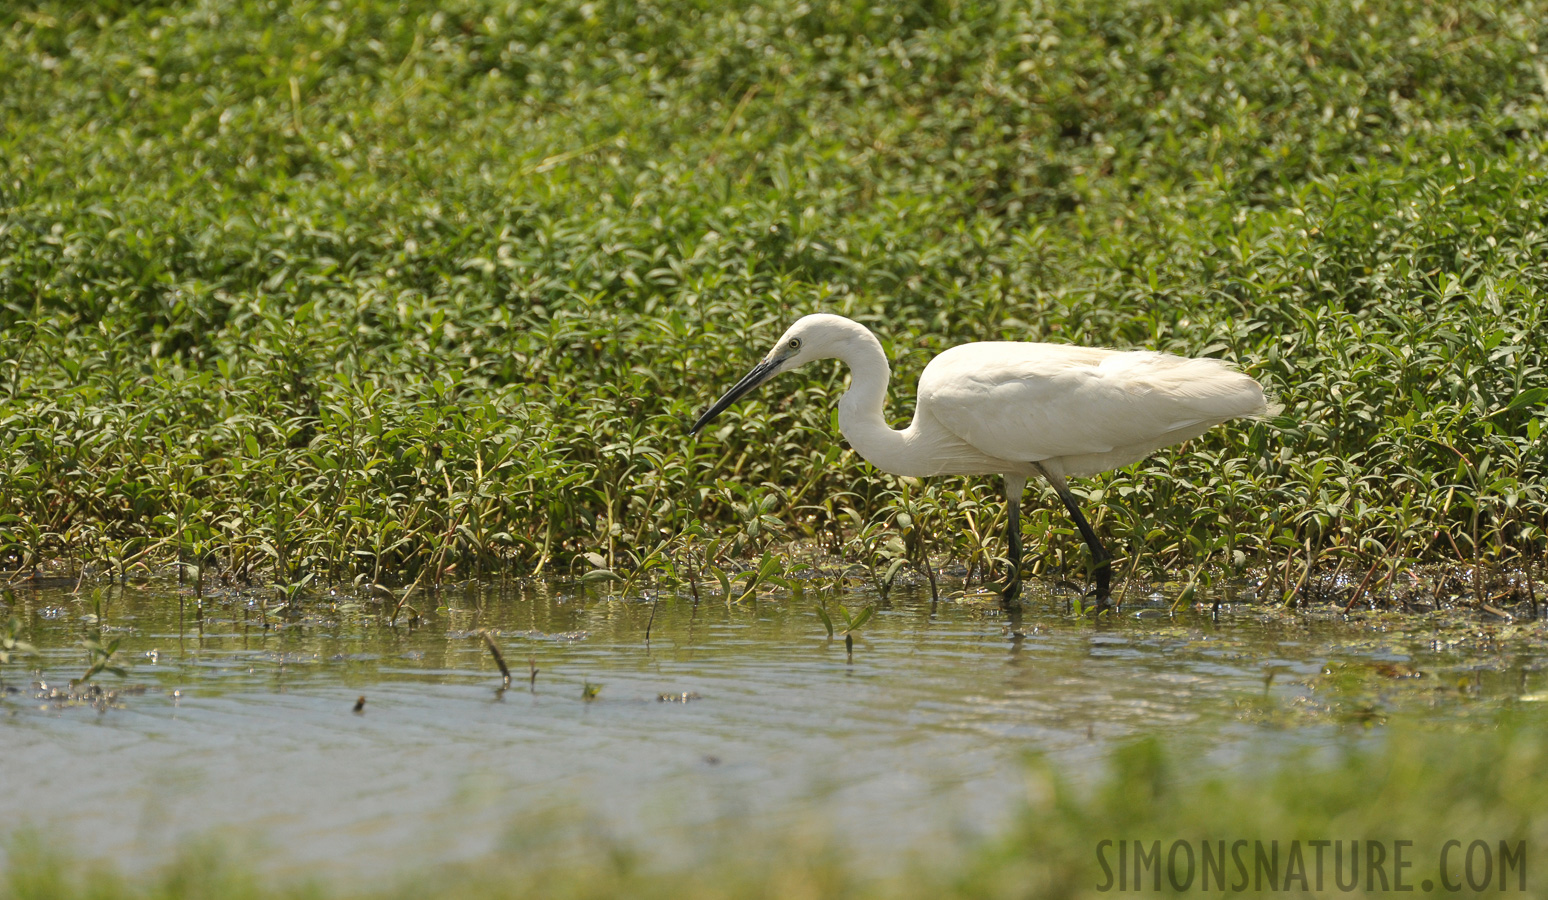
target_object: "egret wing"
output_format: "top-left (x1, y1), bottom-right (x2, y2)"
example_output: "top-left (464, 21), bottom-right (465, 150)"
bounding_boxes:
top-left (919, 342), bottom-right (1265, 464)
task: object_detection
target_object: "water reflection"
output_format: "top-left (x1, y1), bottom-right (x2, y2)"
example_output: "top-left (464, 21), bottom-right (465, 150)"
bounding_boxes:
top-left (0, 578), bottom-right (1543, 881)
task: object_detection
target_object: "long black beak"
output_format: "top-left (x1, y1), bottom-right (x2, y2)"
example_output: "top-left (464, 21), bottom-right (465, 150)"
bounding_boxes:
top-left (689, 356), bottom-right (783, 435)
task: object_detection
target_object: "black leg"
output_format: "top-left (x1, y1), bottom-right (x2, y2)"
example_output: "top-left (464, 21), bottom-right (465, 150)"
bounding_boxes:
top-left (1036, 466), bottom-right (1113, 612)
top-left (1003, 494), bottom-right (1022, 604)
top-left (1001, 474), bottom-right (1027, 606)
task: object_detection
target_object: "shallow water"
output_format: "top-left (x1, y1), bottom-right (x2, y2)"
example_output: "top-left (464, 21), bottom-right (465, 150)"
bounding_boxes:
top-left (2, 577), bottom-right (1544, 882)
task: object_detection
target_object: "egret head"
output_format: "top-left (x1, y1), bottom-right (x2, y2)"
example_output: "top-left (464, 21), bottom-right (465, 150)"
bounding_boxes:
top-left (688, 314), bottom-right (854, 435)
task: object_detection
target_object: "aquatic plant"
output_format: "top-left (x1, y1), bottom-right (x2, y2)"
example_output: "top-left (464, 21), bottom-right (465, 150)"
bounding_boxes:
top-left (817, 601), bottom-right (876, 658)
top-left (0, 615), bottom-right (33, 666)
top-left (0, 0), bottom-right (1544, 607)
top-left (72, 637), bottom-right (125, 687)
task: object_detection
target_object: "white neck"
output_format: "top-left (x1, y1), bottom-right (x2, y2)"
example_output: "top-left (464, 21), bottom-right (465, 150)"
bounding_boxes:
top-left (830, 324), bottom-right (919, 475)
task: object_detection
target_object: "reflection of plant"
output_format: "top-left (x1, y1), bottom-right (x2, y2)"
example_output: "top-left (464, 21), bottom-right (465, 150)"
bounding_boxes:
top-left (1, 616), bottom-right (34, 665)
top-left (817, 603), bottom-right (875, 657)
top-left (74, 637), bottom-right (126, 686)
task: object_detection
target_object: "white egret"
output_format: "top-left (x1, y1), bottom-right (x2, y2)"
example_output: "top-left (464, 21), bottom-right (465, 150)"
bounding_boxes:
top-left (689, 314), bottom-right (1277, 610)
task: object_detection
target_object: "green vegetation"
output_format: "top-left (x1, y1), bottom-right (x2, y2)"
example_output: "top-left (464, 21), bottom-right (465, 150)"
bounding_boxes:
top-left (6, 721), bottom-right (1544, 898)
top-left (0, 613), bottom-right (34, 667)
top-left (2, 0), bottom-right (1546, 600)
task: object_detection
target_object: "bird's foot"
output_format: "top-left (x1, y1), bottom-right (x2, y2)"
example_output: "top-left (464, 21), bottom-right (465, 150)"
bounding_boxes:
top-left (1078, 587), bottom-right (1114, 617)
top-left (998, 579), bottom-right (1022, 608)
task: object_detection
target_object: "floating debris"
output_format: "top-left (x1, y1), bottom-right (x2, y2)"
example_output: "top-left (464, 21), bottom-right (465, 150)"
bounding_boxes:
top-left (24, 681), bottom-right (147, 713)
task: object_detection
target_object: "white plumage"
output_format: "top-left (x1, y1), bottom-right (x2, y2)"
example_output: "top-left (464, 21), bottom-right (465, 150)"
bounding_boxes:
top-left (919, 342), bottom-right (1270, 477)
top-left (690, 314), bottom-right (1277, 609)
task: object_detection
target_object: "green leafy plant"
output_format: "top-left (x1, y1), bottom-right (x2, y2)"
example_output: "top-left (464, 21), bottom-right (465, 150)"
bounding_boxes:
top-left (73, 637), bottom-right (126, 686)
top-left (0, 0), bottom-right (1544, 610)
top-left (0, 615), bottom-right (34, 665)
top-left (817, 603), bottom-right (876, 657)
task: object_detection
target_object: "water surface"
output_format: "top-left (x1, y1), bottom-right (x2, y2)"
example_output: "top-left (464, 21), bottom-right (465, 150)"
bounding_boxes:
top-left (2, 577), bottom-right (1543, 882)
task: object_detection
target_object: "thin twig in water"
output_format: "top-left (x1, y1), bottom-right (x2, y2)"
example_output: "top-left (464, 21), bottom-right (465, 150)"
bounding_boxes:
top-left (1431, 566), bottom-right (1451, 606)
top-left (1278, 543), bottom-right (1294, 599)
top-left (1342, 560), bottom-right (1381, 613)
top-left (919, 554), bottom-right (939, 605)
top-left (1527, 565), bottom-right (1539, 619)
top-left (481, 631), bottom-right (511, 687)
top-left (1283, 541), bottom-right (1315, 608)
top-left (388, 571), bottom-right (427, 626)
top-left (1118, 550), bottom-right (1140, 610)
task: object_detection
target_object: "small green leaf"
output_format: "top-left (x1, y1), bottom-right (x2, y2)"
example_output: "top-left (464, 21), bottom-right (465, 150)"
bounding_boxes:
top-left (815, 605), bottom-right (834, 638)
top-left (1495, 387), bottom-right (1548, 415)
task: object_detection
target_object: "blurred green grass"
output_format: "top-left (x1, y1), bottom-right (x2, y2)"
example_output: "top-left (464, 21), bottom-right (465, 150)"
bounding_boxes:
top-left (1, 0), bottom-right (1545, 599)
top-left (6, 721), bottom-right (1546, 898)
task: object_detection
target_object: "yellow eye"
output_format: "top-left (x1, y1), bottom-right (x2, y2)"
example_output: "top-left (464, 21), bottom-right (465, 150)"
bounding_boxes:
top-left (788, 338), bottom-right (801, 350)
